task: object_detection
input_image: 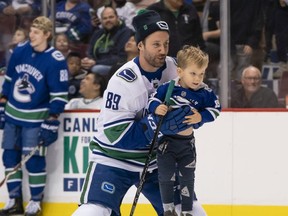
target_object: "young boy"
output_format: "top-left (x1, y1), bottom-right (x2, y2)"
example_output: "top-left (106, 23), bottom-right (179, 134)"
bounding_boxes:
top-left (8, 28), bottom-right (28, 52)
top-left (148, 45), bottom-right (221, 216)
top-left (66, 51), bottom-right (86, 100)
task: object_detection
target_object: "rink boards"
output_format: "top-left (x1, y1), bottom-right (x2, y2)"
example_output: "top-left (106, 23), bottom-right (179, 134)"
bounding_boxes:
top-left (1, 110), bottom-right (288, 216)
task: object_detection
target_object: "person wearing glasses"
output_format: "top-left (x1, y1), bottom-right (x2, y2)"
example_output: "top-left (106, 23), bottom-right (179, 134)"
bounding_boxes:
top-left (231, 66), bottom-right (279, 108)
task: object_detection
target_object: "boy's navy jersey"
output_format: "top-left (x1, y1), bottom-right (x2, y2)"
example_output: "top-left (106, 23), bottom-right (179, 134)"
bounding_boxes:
top-left (1, 41), bottom-right (69, 127)
top-left (148, 78), bottom-right (221, 124)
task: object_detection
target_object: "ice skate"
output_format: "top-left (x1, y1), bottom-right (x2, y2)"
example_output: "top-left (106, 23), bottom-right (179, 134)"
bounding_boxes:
top-left (24, 201), bottom-right (42, 216)
top-left (0, 197), bottom-right (24, 216)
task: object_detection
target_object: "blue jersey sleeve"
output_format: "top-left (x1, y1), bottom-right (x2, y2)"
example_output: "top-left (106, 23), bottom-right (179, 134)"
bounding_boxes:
top-left (46, 51), bottom-right (69, 115)
top-left (66, 3), bottom-right (93, 41)
top-left (197, 88), bottom-right (221, 124)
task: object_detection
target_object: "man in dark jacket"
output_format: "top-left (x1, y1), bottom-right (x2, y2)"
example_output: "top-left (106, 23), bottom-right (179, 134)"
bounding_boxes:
top-left (81, 6), bottom-right (133, 75)
top-left (230, 0), bottom-right (264, 80)
top-left (147, 0), bottom-right (205, 57)
top-left (231, 66), bottom-right (279, 108)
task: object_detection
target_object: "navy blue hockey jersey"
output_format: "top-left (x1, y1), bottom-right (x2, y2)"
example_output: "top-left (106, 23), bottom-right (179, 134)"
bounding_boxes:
top-left (1, 41), bottom-right (69, 127)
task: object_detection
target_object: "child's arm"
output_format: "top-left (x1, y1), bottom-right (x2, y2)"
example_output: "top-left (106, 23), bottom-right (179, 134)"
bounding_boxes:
top-left (183, 109), bottom-right (202, 124)
top-left (155, 104), bottom-right (168, 116)
top-left (184, 89), bottom-right (221, 127)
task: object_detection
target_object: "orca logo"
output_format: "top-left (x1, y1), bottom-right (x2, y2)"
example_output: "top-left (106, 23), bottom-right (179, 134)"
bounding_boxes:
top-left (101, 182), bottom-right (115, 194)
top-left (13, 74), bottom-right (35, 102)
top-left (117, 68), bottom-right (137, 82)
top-left (156, 21), bottom-right (169, 31)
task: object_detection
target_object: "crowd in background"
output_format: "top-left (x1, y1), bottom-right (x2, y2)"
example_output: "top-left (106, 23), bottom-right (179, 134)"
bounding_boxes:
top-left (0, 0), bottom-right (288, 108)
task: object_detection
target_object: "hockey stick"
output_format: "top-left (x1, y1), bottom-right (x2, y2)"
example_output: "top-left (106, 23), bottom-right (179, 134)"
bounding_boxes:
top-left (129, 80), bottom-right (175, 216)
top-left (0, 141), bottom-right (43, 188)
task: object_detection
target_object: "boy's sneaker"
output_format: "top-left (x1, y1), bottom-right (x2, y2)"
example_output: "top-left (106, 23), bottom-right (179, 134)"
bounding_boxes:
top-left (24, 201), bottom-right (41, 216)
top-left (0, 197), bottom-right (24, 215)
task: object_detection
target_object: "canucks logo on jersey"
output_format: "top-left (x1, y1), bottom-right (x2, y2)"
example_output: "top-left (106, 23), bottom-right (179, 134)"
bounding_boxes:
top-left (13, 73), bottom-right (35, 103)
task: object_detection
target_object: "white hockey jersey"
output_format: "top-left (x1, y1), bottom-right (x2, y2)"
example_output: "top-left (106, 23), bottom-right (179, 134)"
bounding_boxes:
top-left (89, 56), bottom-right (177, 172)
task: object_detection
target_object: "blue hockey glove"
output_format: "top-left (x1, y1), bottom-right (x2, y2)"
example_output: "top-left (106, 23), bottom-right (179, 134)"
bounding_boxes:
top-left (0, 102), bottom-right (6, 130)
top-left (161, 106), bottom-right (193, 135)
top-left (39, 119), bottom-right (60, 146)
top-left (142, 106), bottom-right (193, 141)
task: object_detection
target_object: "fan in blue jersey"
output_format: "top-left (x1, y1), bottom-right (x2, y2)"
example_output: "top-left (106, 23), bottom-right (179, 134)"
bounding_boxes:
top-left (72, 10), bottom-right (208, 216)
top-left (55, 0), bottom-right (93, 42)
top-left (0, 0), bottom-right (41, 16)
top-left (148, 45), bottom-right (221, 216)
top-left (0, 16), bottom-right (68, 216)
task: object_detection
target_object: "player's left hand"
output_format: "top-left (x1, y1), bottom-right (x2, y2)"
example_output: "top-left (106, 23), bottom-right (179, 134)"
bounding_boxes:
top-left (39, 119), bottom-right (60, 146)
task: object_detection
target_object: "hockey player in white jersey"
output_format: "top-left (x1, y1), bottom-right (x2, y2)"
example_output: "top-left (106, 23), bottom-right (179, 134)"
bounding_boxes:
top-left (72, 10), bottom-right (207, 216)
top-left (0, 16), bottom-right (68, 216)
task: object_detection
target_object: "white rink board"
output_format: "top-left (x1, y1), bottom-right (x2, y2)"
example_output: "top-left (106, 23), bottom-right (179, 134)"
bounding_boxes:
top-left (1, 111), bottom-right (288, 206)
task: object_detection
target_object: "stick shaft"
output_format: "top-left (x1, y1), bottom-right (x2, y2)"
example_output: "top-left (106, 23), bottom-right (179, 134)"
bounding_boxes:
top-left (129, 80), bottom-right (175, 216)
top-left (0, 144), bottom-right (41, 188)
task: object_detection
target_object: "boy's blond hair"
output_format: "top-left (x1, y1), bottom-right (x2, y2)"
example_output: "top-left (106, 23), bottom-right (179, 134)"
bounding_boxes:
top-left (177, 45), bottom-right (209, 69)
top-left (31, 16), bottom-right (53, 41)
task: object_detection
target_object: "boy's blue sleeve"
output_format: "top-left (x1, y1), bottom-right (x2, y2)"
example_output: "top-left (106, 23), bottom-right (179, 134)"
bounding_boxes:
top-left (147, 83), bottom-right (169, 114)
top-left (197, 90), bottom-right (221, 124)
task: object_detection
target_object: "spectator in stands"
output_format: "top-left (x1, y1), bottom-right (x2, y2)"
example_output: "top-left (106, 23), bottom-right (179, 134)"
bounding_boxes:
top-left (55, 33), bottom-right (71, 58)
top-left (0, 0), bottom-right (41, 26)
top-left (0, 0), bottom-right (41, 68)
top-left (65, 72), bottom-right (107, 109)
top-left (87, 0), bottom-right (106, 10)
top-left (201, 0), bottom-right (220, 79)
top-left (0, 0), bottom-right (41, 16)
top-left (147, 0), bottom-right (205, 57)
top-left (231, 66), bottom-right (279, 108)
top-left (273, 0), bottom-right (288, 78)
top-left (107, 32), bottom-right (139, 79)
top-left (263, 0), bottom-right (276, 63)
top-left (94, 0), bottom-right (137, 30)
top-left (81, 6), bottom-right (133, 75)
top-left (55, 0), bottom-right (93, 43)
top-left (230, 0), bottom-right (265, 80)
top-left (1, 27), bottom-right (28, 73)
top-left (8, 27), bottom-right (28, 52)
top-left (67, 52), bottom-right (86, 100)
top-left (0, 53), bottom-right (5, 74)
top-left (128, 0), bottom-right (157, 12)
top-left (5, 27), bottom-right (28, 68)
